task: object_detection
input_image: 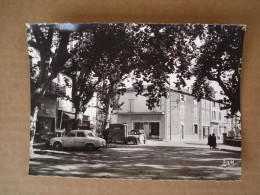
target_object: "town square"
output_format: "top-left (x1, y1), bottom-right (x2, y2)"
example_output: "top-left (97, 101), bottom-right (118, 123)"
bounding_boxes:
top-left (27, 23), bottom-right (243, 180)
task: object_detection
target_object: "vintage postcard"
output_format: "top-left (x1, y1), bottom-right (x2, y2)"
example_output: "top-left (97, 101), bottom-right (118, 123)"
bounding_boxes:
top-left (27, 23), bottom-right (244, 180)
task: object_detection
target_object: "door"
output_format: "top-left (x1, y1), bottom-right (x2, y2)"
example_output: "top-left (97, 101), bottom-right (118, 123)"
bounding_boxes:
top-left (75, 131), bottom-right (86, 148)
top-left (63, 131), bottom-right (76, 147)
top-left (150, 123), bottom-right (159, 138)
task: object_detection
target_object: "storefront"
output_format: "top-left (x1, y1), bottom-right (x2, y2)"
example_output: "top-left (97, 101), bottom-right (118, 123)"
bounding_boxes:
top-left (116, 112), bottom-right (165, 140)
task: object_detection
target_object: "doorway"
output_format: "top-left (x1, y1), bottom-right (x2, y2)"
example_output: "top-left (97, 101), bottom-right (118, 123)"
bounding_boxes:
top-left (150, 122), bottom-right (160, 138)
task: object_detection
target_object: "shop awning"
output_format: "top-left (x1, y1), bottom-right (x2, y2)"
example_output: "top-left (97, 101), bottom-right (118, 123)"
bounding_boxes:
top-left (63, 112), bottom-right (76, 119)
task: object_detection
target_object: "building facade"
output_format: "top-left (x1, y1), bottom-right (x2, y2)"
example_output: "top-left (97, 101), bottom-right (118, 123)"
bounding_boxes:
top-left (36, 75), bottom-right (66, 139)
top-left (110, 87), bottom-right (232, 141)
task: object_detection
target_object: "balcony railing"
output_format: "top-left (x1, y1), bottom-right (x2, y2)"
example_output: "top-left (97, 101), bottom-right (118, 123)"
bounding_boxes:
top-left (47, 82), bottom-right (66, 97)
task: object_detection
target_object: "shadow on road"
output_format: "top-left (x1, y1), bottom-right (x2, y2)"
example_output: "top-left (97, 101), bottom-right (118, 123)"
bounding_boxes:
top-left (29, 144), bottom-right (241, 180)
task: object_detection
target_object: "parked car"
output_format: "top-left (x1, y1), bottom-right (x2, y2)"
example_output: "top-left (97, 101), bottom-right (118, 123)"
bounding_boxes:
top-left (50, 130), bottom-right (106, 151)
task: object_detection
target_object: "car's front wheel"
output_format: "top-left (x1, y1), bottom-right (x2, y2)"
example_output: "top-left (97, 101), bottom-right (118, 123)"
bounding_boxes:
top-left (53, 142), bottom-right (62, 150)
top-left (85, 144), bottom-right (94, 152)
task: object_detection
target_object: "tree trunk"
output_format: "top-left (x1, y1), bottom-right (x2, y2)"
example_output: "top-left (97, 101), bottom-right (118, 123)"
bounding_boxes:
top-left (73, 110), bottom-right (79, 130)
top-left (102, 101), bottom-right (112, 133)
top-left (30, 105), bottom-right (39, 158)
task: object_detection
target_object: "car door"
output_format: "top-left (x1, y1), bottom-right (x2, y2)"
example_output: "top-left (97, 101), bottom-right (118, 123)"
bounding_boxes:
top-left (63, 131), bottom-right (76, 147)
top-left (75, 132), bottom-right (86, 148)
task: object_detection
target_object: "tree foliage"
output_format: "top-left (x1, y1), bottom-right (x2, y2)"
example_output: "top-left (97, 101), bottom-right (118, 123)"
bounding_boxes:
top-left (190, 25), bottom-right (245, 115)
top-left (28, 23), bottom-right (245, 146)
top-left (28, 23), bottom-right (73, 111)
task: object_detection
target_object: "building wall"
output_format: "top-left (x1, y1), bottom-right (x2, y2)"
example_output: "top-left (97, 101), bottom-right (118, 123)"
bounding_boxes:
top-left (38, 94), bottom-right (57, 119)
top-left (116, 114), bottom-right (165, 139)
top-left (118, 91), bottom-right (163, 113)
top-left (110, 88), bottom-right (234, 142)
top-left (169, 92), bottom-right (201, 141)
top-left (112, 90), bottom-right (167, 140)
top-left (53, 73), bottom-right (74, 113)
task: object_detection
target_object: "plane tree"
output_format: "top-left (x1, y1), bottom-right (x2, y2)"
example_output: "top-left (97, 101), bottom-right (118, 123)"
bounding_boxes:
top-left (127, 24), bottom-right (245, 117)
top-left (189, 25), bottom-right (245, 116)
top-left (27, 23), bottom-right (75, 156)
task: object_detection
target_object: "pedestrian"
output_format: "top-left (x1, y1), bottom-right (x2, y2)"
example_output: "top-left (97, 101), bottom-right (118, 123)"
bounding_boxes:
top-left (208, 134), bottom-right (212, 149)
top-left (212, 133), bottom-right (217, 149)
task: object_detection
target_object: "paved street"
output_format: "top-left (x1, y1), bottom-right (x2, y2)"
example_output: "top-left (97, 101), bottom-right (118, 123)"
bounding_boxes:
top-left (29, 141), bottom-right (241, 180)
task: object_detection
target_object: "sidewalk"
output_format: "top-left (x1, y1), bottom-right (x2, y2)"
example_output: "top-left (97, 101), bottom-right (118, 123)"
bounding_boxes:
top-left (146, 139), bottom-right (241, 152)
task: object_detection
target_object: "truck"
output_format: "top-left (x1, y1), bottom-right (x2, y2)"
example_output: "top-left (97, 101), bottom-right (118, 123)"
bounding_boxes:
top-left (108, 123), bottom-right (146, 145)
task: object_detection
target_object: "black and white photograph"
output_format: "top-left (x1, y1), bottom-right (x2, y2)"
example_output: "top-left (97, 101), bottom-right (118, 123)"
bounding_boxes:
top-left (27, 23), bottom-right (245, 180)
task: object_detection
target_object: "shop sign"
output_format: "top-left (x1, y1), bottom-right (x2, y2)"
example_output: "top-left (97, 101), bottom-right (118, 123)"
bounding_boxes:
top-left (132, 115), bottom-right (161, 121)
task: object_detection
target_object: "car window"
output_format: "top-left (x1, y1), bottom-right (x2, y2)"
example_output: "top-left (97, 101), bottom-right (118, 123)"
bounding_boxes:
top-left (77, 132), bottom-right (85, 137)
top-left (67, 132), bottom-right (76, 137)
top-left (87, 132), bottom-right (94, 137)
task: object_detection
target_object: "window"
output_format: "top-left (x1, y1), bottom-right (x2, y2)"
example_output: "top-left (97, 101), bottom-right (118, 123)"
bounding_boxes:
top-left (194, 99), bottom-right (197, 105)
top-left (128, 99), bottom-right (134, 112)
top-left (194, 124), bottom-right (198, 134)
top-left (219, 112), bottom-right (221, 121)
top-left (212, 111), bottom-right (216, 120)
top-left (134, 122), bottom-right (144, 129)
top-left (87, 132), bottom-right (94, 137)
top-left (40, 104), bottom-right (44, 109)
top-left (180, 94), bottom-right (186, 102)
top-left (194, 108), bottom-right (197, 120)
top-left (202, 100), bottom-right (205, 108)
top-left (202, 111), bottom-right (205, 123)
top-left (180, 105), bottom-right (185, 119)
top-left (67, 132), bottom-right (76, 137)
top-left (206, 111), bottom-right (210, 122)
top-left (77, 132), bottom-right (85, 137)
top-left (206, 100), bottom-right (210, 108)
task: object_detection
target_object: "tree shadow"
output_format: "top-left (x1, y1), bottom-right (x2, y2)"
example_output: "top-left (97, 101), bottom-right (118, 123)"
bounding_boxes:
top-left (29, 145), bottom-right (241, 180)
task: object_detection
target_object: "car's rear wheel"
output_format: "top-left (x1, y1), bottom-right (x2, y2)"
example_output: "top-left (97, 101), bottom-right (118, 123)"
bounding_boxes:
top-left (85, 144), bottom-right (94, 152)
top-left (53, 142), bottom-right (62, 150)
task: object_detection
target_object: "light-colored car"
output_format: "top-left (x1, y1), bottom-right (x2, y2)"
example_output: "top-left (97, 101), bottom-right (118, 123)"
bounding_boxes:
top-left (50, 130), bottom-right (106, 151)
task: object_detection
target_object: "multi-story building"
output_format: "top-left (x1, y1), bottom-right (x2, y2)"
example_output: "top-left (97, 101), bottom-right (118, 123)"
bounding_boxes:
top-left (54, 73), bottom-right (91, 133)
top-left (36, 75), bottom-right (66, 138)
top-left (35, 73), bottom-right (93, 142)
top-left (54, 73), bottom-right (75, 133)
top-left (110, 86), bottom-right (232, 141)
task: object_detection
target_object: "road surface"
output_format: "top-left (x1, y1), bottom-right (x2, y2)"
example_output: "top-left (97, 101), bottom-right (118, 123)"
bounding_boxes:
top-left (29, 141), bottom-right (241, 180)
